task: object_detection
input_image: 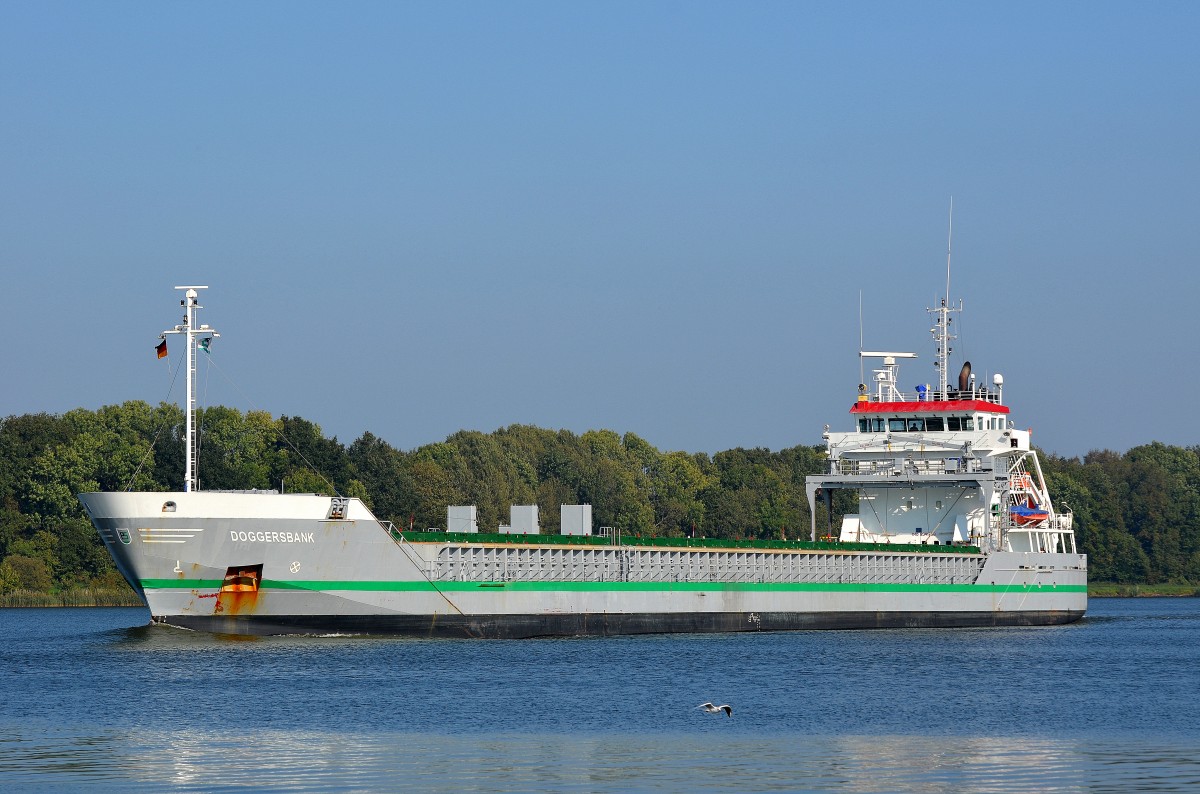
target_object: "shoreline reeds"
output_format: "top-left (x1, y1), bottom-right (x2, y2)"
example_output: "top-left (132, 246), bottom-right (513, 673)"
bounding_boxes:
top-left (1089, 583), bottom-right (1199, 597)
top-left (0, 588), bottom-right (144, 608)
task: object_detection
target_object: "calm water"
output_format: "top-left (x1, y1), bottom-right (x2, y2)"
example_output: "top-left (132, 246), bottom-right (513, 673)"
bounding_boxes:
top-left (2, 599), bottom-right (1198, 792)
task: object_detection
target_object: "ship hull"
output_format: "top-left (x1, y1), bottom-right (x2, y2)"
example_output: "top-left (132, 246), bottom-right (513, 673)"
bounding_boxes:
top-left (159, 608), bottom-right (1086, 638)
top-left (78, 491), bottom-right (1087, 638)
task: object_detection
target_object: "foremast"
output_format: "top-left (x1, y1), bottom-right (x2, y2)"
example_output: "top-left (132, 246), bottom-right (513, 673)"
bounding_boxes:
top-left (159, 286), bottom-right (219, 492)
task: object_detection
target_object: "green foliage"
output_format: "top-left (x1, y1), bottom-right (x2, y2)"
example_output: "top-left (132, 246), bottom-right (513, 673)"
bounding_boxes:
top-left (649, 451), bottom-right (712, 535)
top-left (0, 554), bottom-right (54, 593)
top-left (283, 469), bottom-right (335, 495)
top-left (347, 432), bottom-right (407, 519)
top-left (4, 402), bottom-right (1200, 594)
top-left (701, 448), bottom-right (810, 540)
top-left (195, 407), bottom-right (281, 490)
top-left (1040, 445), bottom-right (1194, 583)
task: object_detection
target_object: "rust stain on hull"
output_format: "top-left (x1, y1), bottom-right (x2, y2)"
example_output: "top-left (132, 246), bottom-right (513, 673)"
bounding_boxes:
top-left (214, 565), bottom-right (263, 615)
top-left (214, 589), bottom-right (259, 615)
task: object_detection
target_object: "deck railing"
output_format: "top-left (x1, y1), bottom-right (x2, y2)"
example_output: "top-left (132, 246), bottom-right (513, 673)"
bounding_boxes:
top-left (860, 387), bottom-right (1004, 405)
top-left (830, 457), bottom-right (985, 476)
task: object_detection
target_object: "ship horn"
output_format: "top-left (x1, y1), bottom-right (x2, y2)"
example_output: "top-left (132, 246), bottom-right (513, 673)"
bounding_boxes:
top-left (958, 361), bottom-right (972, 392)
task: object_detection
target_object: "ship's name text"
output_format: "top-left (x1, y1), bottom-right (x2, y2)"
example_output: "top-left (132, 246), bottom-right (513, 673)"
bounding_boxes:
top-left (230, 531), bottom-right (315, 543)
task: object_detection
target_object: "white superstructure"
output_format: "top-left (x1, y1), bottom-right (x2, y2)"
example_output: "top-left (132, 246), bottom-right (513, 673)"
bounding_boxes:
top-left (805, 295), bottom-right (1075, 559)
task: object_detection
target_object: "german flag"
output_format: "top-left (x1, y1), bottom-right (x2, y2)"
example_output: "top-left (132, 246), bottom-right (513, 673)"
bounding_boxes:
top-left (155, 340), bottom-right (167, 359)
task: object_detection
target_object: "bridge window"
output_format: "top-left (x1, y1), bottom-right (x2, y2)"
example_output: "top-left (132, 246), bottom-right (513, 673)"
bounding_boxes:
top-left (925, 417), bottom-right (944, 432)
top-left (889, 418), bottom-right (907, 432)
top-left (907, 418), bottom-right (924, 432)
top-left (871, 418), bottom-right (885, 432)
top-left (859, 419), bottom-right (868, 432)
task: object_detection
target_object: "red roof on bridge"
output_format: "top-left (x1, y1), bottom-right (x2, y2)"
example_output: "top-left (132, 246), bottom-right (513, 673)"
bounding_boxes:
top-left (849, 400), bottom-right (1010, 415)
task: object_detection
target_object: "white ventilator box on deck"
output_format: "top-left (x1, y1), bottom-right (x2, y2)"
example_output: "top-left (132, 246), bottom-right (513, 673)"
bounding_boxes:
top-left (500, 505), bottom-right (539, 534)
top-left (447, 505), bottom-right (478, 533)
top-left (560, 504), bottom-right (593, 536)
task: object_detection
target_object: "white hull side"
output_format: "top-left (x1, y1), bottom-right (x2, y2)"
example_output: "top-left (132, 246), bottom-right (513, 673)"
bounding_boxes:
top-left (80, 491), bottom-right (1086, 636)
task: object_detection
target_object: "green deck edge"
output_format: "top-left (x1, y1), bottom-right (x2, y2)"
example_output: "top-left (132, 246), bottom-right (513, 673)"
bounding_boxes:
top-left (140, 578), bottom-right (1087, 594)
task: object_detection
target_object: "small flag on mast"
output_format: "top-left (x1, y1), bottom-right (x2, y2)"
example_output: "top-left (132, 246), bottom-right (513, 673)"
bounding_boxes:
top-left (200, 337), bottom-right (212, 354)
top-left (155, 340), bottom-right (168, 359)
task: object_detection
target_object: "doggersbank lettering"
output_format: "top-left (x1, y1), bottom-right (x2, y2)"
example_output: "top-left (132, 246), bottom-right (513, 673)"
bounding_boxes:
top-left (230, 530), bottom-right (315, 543)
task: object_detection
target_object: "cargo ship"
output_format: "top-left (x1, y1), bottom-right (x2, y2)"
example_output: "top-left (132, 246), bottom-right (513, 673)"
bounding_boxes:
top-left (79, 285), bottom-right (1086, 636)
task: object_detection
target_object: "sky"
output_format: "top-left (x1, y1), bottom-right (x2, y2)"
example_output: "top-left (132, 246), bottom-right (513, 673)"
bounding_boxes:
top-left (2, 2), bottom-right (1197, 459)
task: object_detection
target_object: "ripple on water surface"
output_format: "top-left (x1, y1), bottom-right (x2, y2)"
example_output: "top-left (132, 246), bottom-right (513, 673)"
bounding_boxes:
top-left (2, 730), bottom-right (1199, 792)
top-left (1, 600), bottom-right (1199, 791)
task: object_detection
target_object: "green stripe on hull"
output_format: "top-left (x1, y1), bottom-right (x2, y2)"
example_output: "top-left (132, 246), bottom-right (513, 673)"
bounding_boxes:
top-left (139, 578), bottom-right (1087, 594)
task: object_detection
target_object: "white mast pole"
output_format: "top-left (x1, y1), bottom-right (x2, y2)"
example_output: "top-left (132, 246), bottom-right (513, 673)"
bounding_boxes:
top-left (164, 285), bottom-right (215, 492)
top-left (185, 290), bottom-right (195, 492)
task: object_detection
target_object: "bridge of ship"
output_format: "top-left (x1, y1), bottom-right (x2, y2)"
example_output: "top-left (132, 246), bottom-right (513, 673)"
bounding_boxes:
top-left (805, 382), bottom-right (1074, 553)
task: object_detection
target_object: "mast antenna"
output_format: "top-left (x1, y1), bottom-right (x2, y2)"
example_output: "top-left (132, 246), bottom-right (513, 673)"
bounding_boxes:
top-left (927, 199), bottom-right (960, 398)
top-left (945, 196), bottom-right (953, 306)
top-left (858, 290), bottom-right (864, 386)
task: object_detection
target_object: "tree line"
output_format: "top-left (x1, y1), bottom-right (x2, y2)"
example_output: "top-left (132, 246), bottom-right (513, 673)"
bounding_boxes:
top-left (1, 400), bottom-right (1197, 595)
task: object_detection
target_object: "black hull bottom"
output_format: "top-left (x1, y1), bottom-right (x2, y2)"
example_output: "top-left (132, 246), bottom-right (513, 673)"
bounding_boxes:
top-left (157, 609), bottom-right (1087, 638)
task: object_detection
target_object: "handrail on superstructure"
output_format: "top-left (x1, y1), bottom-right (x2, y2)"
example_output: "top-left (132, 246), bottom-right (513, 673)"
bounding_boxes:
top-left (831, 457), bottom-right (986, 477)
top-left (856, 386), bottom-right (1005, 406)
top-left (857, 343), bottom-right (1006, 407)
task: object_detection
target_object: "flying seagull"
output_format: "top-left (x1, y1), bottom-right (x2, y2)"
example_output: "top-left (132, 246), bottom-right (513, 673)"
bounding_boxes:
top-left (698, 702), bottom-right (732, 717)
